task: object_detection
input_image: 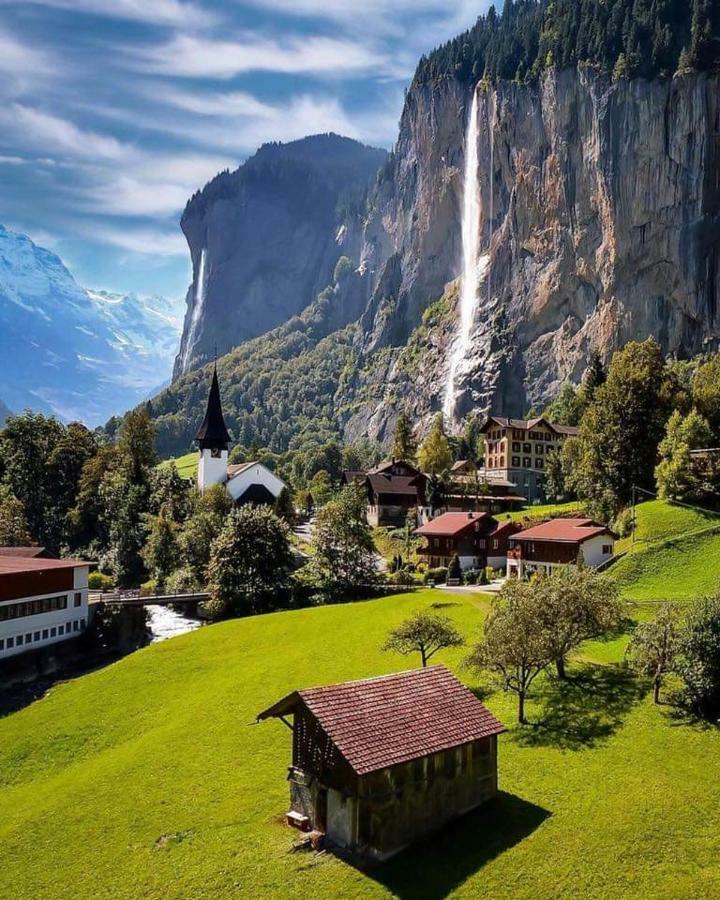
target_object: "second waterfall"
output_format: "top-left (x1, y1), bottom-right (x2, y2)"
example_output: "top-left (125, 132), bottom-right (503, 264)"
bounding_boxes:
top-left (443, 85), bottom-right (490, 425)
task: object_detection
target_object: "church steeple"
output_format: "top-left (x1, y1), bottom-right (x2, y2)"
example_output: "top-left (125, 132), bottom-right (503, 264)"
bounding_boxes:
top-left (196, 365), bottom-right (231, 451)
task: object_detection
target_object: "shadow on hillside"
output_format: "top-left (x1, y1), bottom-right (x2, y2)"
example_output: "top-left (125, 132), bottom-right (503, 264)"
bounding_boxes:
top-left (513, 664), bottom-right (646, 751)
top-left (360, 792), bottom-right (550, 899)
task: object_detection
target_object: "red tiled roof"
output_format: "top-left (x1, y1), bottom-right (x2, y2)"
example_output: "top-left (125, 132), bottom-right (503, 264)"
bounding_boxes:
top-left (510, 518), bottom-right (612, 543)
top-left (415, 511), bottom-right (489, 537)
top-left (0, 556), bottom-right (89, 575)
top-left (0, 546), bottom-right (50, 558)
top-left (258, 666), bottom-right (505, 775)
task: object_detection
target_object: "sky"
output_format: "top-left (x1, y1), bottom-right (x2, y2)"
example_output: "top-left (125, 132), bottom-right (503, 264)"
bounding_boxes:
top-left (0, 1), bottom-right (490, 301)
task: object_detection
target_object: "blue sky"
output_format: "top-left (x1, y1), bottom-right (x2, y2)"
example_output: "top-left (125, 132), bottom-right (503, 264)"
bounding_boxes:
top-left (0, 1), bottom-right (489, 301)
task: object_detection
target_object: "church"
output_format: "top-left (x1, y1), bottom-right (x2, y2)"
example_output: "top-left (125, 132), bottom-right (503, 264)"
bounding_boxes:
top-left (196, 367), bottom-right (287, 506)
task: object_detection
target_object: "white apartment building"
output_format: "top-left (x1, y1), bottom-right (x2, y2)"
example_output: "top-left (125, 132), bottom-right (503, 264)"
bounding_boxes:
top-left (0, 555), bottom-right (90, 659)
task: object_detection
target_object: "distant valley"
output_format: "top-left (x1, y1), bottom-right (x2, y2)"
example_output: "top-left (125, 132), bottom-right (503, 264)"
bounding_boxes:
top-left (0, 225), bottom-right (182, 426)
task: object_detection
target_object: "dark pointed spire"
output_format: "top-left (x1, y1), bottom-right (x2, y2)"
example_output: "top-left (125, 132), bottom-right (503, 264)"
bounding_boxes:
top-left (196, 364), bottom-right (231, 449)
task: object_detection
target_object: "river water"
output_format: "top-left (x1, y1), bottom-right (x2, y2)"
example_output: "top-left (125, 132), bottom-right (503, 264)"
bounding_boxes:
top-left (146, 605), bottom-right (202, 643)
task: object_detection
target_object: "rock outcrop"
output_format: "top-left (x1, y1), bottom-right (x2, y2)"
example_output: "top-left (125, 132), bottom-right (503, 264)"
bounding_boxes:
top-left (347, 68), bottom-right (720, 438)
top-left (173, 134), bottom-right (387, 378)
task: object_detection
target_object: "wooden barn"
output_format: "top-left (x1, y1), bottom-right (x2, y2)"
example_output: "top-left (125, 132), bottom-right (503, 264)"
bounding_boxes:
top-left (257, 666), bottom-right (505, 861)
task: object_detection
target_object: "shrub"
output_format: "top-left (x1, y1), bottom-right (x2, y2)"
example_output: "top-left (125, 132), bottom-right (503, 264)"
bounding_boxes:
top-left (677, 593), bottom-right (720, 718)
top-left (464, 570), bottom-right (479, 585)
top-left (424, 567), bottom-right (448, 585)
top-left (448, 554), bottom-right (462, 581)
top-left (390, 569), bottom-right (416, 586)
top-left (478, 568), bottom-right (488, 585)
top-left (165, 567), bottom-right (202, 594)
top-left (88, 571), bottom-right (114, 591)
top-left (613, 507), bottom-right (634, 538)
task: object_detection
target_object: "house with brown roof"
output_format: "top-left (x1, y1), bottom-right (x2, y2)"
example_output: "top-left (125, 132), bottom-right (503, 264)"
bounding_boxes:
top-left (480, 416), bottom-right (579, 503)
top-left (258, 666), bottom-right (505, 861)
top-left (506, 517), bottom-right (617, 579)
top-left (415, 512), bottom-right (521, 571)
top-left (343, 459), bottom-right (428, 526)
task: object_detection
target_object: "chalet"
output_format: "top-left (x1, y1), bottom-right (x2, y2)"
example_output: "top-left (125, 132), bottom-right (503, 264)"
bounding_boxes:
top-left (0, 554), bottom-right (89, 659)
top-left (258, 666), bottom-right (505, 861)
top-left (506, 517), bottom-right (617, 579)
top-left (343, 459), bottom-right (428, 527)
top-left (443, 460), bottom-right (526, 514)
top-left (415, 512), bottom-right (520, 571)
top-left (480, 416), bottom-right (579, 503)
top-left (196, 366), bottom-right (287, 504)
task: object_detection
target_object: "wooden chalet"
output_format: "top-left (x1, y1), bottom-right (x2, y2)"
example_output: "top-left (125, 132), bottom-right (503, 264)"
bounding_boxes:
top-left (342, 459), bottom-right (428, 526)
top-left (415, 512), bottom-right (520, 571)
top-left (443, 461), bottom-right (527, 514)
top-left (258, 666), bottom-right (505, 861)
top-left (507, 517), bottom-right (617, 578)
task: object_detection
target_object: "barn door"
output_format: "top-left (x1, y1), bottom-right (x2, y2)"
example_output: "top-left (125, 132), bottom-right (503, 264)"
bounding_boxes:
top-left (315, 788), bottom-right (328, 832)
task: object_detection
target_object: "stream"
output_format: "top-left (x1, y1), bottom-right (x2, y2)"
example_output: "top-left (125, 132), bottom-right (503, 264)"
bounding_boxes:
top-left (145, 605), bottom-right (202, 643)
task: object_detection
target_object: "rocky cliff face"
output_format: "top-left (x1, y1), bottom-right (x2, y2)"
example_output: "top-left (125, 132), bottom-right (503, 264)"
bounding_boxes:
top-left (347, 68), bottom-right (720, 440)
top-left (174, 134), bottom-right (386, 378)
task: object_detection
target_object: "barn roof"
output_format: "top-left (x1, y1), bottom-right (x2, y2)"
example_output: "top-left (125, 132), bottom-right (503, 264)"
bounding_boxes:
top-left (258, 665), bottom-right (505, 775)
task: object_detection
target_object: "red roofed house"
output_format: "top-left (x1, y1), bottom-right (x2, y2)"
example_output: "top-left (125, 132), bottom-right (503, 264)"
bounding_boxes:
top-left (0, 554), bottom-right (90, 659)
top-left (415, 511), bottom-right (521, 571)
top-left (258, 665), bottom-right (505, 861)
top-left (507, 518), bottom-right (617, 579)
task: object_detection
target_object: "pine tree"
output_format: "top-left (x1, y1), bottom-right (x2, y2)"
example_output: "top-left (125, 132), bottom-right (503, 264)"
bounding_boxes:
top-left (583, 350), bottom-right (607, 401)
top-left (418, 414), bottom-right (453, 475)
top-left (392, 412), bottom-right (417, 462)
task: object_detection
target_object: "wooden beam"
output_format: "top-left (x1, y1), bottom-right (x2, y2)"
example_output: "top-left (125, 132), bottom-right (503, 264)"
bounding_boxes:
top-left (279, 715), bottom-right (294, 731)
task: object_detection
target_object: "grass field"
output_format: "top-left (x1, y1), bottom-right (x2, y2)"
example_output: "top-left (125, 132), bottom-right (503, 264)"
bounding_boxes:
top-left (505, 501), bottom-right (582, 523)
top-left (609, 500), bottom-right (720, 602)
top-left (2, 589), bottom-right (720, 899)
top-left (160, 451), bottom-right (197, 479)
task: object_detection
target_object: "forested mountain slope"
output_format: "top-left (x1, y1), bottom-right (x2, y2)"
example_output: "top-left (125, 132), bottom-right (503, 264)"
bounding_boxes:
top-left (147, 0), bottom-right (720, 456)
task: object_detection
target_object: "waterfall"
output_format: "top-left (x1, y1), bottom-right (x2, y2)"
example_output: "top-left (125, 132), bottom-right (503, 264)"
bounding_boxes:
top-left (443, 86), bottom-right (489, 425)
top-left (181, 248), bottom-right (207, 372)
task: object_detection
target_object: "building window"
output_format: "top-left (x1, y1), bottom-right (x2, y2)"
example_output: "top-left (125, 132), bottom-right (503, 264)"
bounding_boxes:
top-left (536, 459), bottom-right (544, 469)
top-left (512, 441), bottom-right (521, 451)
top-left (34, 631), bottom-right (40, 641)
top-left (0, 639), bottom-right (4, 650)
top-left (25, 633), bottom-right (32, 643)
top-left (74, 592), bottom-right (82, 607)
top-left (16, 635), bottom-right (23, 646)
top-left (493, 539), bottom-right (499, 550)
top-left (57, 625), bottom-right (64, 636)
top-left (50, 627), bottom-right (57, 637)
top-left (523, 443), bottom-right (531, 453)
top-left (536, 444), bottom-right (543, 454)
top-left (80, 619), bottom-right (86, 630)
top-left (7, 637), bottom-right (13, 648)
top-left (512, 456), bottom-right (520, 467)
top-left (42, 629), bottom-right (48, 639)
top-left (73, 621), bottom-right (79, 632)
top-left (602, 544), bottom-right (612, 554)
top-left (523, 458), bottom-right (531, 468)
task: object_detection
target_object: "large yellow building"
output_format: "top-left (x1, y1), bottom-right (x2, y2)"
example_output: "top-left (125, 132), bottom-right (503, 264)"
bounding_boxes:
top-left (479, 416), bottom-right (578, 503)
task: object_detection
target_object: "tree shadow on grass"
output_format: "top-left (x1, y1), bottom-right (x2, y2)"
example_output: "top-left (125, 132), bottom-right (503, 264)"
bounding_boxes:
top-left (358, 792), bottom-right (550, 900)
top-left (512, 663), bottom-right (647, 751)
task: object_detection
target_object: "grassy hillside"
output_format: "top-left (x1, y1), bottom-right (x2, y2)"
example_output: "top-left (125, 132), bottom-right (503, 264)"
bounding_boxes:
top-left (2, 590), bottom-right (720, 898)
top-left (611, 500), bottom-right (720, 601)
top-left (160, 451), bottom-right (197, 479)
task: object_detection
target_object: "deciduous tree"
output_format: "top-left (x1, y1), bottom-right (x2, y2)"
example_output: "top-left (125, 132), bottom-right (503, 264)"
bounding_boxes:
top-left (532, 567), bottom-right (623, 679)
top-left (382, 611), bottom-right (464, 667)
top-left (418, 414), bottom-right (453, 475)
top-left (626, 603), bottom-right (680, 704)
top-left (207, 505), bottom-right (293, 618)
top-left (467, 580), bottom-right (554, 724)
top-left (655, 409), bottom-right (713, 501)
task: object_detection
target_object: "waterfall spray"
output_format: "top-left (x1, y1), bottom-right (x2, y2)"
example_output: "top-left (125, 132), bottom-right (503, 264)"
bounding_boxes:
top-left (443, 87), bottom-right (489, 425)
top-left (181, 248), bottom-right (207, 373)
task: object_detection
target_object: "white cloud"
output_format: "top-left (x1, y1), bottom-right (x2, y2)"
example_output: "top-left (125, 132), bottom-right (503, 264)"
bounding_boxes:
top-left (131, 31), bottom-right (406, 80)
top-left (87, 225), bottom-right (187, 257)
top-left (77, 152), bottom-right (235, 216)
top-left (3, 0), bottom-right (216, 28)
top-left (3, 104), bottom-right (133, 161)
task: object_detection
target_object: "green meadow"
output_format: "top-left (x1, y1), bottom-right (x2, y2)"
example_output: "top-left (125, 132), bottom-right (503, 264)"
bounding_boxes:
top-left (2, 587), bottom-right (720, 899)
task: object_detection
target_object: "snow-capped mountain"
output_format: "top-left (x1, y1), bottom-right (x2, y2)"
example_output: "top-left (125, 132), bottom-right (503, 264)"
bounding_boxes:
top-left (0, 225), bottom-right (182, 426)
